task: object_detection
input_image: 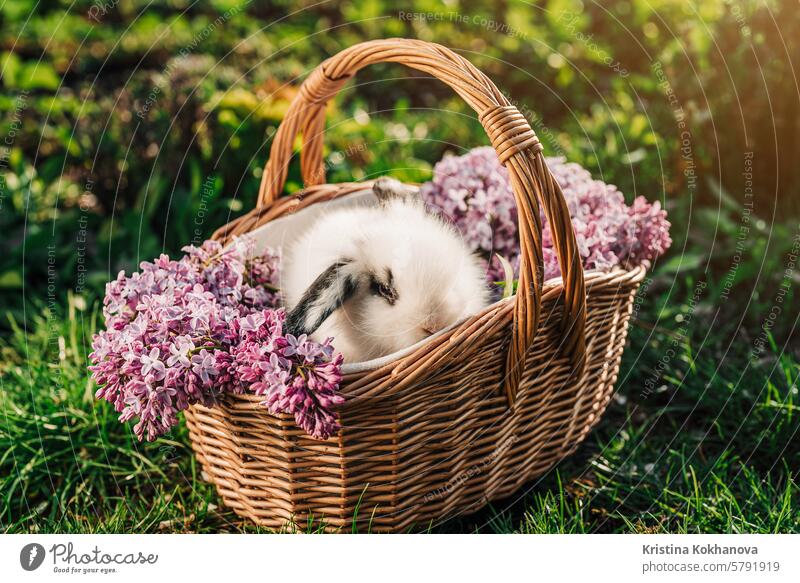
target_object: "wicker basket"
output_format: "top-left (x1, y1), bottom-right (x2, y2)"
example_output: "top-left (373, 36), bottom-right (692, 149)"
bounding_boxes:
top-left (184, 38), bottom-right (647, 532)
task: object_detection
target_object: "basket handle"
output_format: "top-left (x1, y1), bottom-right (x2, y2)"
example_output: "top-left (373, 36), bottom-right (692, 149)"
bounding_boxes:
top-left (258, 38), bottom-right (586, 404)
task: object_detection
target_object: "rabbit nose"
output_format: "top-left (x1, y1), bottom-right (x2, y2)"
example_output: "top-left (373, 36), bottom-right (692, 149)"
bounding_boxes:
top-left (421, 316), bottom-right (443, 336)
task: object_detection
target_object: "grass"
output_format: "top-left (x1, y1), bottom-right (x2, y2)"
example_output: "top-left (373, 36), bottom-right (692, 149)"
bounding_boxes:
top-left (1, 278), bottom-right (798, 534)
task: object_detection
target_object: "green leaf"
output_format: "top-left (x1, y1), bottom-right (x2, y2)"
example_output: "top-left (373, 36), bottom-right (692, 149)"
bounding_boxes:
top-left (0, 269), bottom-right (23, 288)
top-left (19, 62), bottom-right (61, 91)
top-left (656, 252), bottom-right (705, 275)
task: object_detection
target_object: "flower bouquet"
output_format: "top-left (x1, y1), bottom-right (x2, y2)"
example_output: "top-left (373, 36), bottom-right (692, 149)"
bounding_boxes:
top-left (420, 147), bottom-right (671, 286)
top-left (89, 240), bottom-right (344, 441)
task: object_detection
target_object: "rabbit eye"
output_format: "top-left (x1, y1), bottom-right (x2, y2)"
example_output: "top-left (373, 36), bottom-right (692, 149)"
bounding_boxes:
top-left (370, 276), bottom-right (398, 305)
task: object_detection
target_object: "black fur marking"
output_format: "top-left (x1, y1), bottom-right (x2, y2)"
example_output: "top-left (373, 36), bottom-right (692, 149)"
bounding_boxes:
top-left (285, 259), bottom-right (359, 337)
top-left (369, 268), bottom-right (398, 305)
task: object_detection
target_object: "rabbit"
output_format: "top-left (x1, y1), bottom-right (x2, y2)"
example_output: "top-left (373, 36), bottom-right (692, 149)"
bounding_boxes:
top-left (281, 177), bottom-right (490, 362)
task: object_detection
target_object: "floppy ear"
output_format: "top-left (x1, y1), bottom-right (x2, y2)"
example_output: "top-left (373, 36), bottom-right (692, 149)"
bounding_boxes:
top-left (285, 259), bottom-right (361, 337)
top-left (372, 177), bottom-right (419, 204)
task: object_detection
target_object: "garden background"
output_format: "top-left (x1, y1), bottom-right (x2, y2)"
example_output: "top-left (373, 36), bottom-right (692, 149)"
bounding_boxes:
top-left (1, 0), bottom-right (799, 533)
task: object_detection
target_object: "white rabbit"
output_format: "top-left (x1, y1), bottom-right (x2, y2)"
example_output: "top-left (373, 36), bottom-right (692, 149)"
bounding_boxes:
top-left (282, 177), bottom-right (490, 362)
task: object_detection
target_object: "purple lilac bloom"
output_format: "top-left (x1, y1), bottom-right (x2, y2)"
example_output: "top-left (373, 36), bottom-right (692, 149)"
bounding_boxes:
top-left (89, 238), bottom-right (345, 442)
top-left (419, 146), bottom-right (672, 284)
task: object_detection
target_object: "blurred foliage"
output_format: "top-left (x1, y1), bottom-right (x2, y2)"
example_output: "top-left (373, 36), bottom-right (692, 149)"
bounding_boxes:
top-left (0, 0), bottom-right (797, 337)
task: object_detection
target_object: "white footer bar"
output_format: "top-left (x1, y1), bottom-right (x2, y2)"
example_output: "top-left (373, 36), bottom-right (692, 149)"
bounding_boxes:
top-left (1, 534), bottom-right (797, 582)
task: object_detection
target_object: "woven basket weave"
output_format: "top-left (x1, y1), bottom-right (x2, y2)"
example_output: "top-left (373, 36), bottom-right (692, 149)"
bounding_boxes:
top-left (184, 38), bottom-right (647, 532)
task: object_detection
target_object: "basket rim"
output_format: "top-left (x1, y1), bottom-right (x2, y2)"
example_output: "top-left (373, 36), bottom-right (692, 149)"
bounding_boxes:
top-left (191, 254), bottom-right (645, 414)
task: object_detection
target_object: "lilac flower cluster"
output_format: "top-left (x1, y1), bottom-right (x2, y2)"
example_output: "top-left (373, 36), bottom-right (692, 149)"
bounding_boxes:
top-left (89, 239), bottom-right (344, 442)
top-left (419, 146), bottom-right (672, 283)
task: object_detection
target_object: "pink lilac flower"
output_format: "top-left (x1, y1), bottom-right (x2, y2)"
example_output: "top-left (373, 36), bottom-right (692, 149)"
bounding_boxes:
top-left (140, 347), bottom-right (166, 381)
top-left (89, 238), bottom-right (344, 442)
top-left (229, 315), bottom-right (345, 439)
top-left (419, 147), bottom-right (671, 285)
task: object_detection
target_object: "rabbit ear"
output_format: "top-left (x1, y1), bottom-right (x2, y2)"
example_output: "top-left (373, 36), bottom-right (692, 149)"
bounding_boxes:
top-left (285, 259), bottom-right (360, 337)
top-left (372, 177), bottom-right (419, 204)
